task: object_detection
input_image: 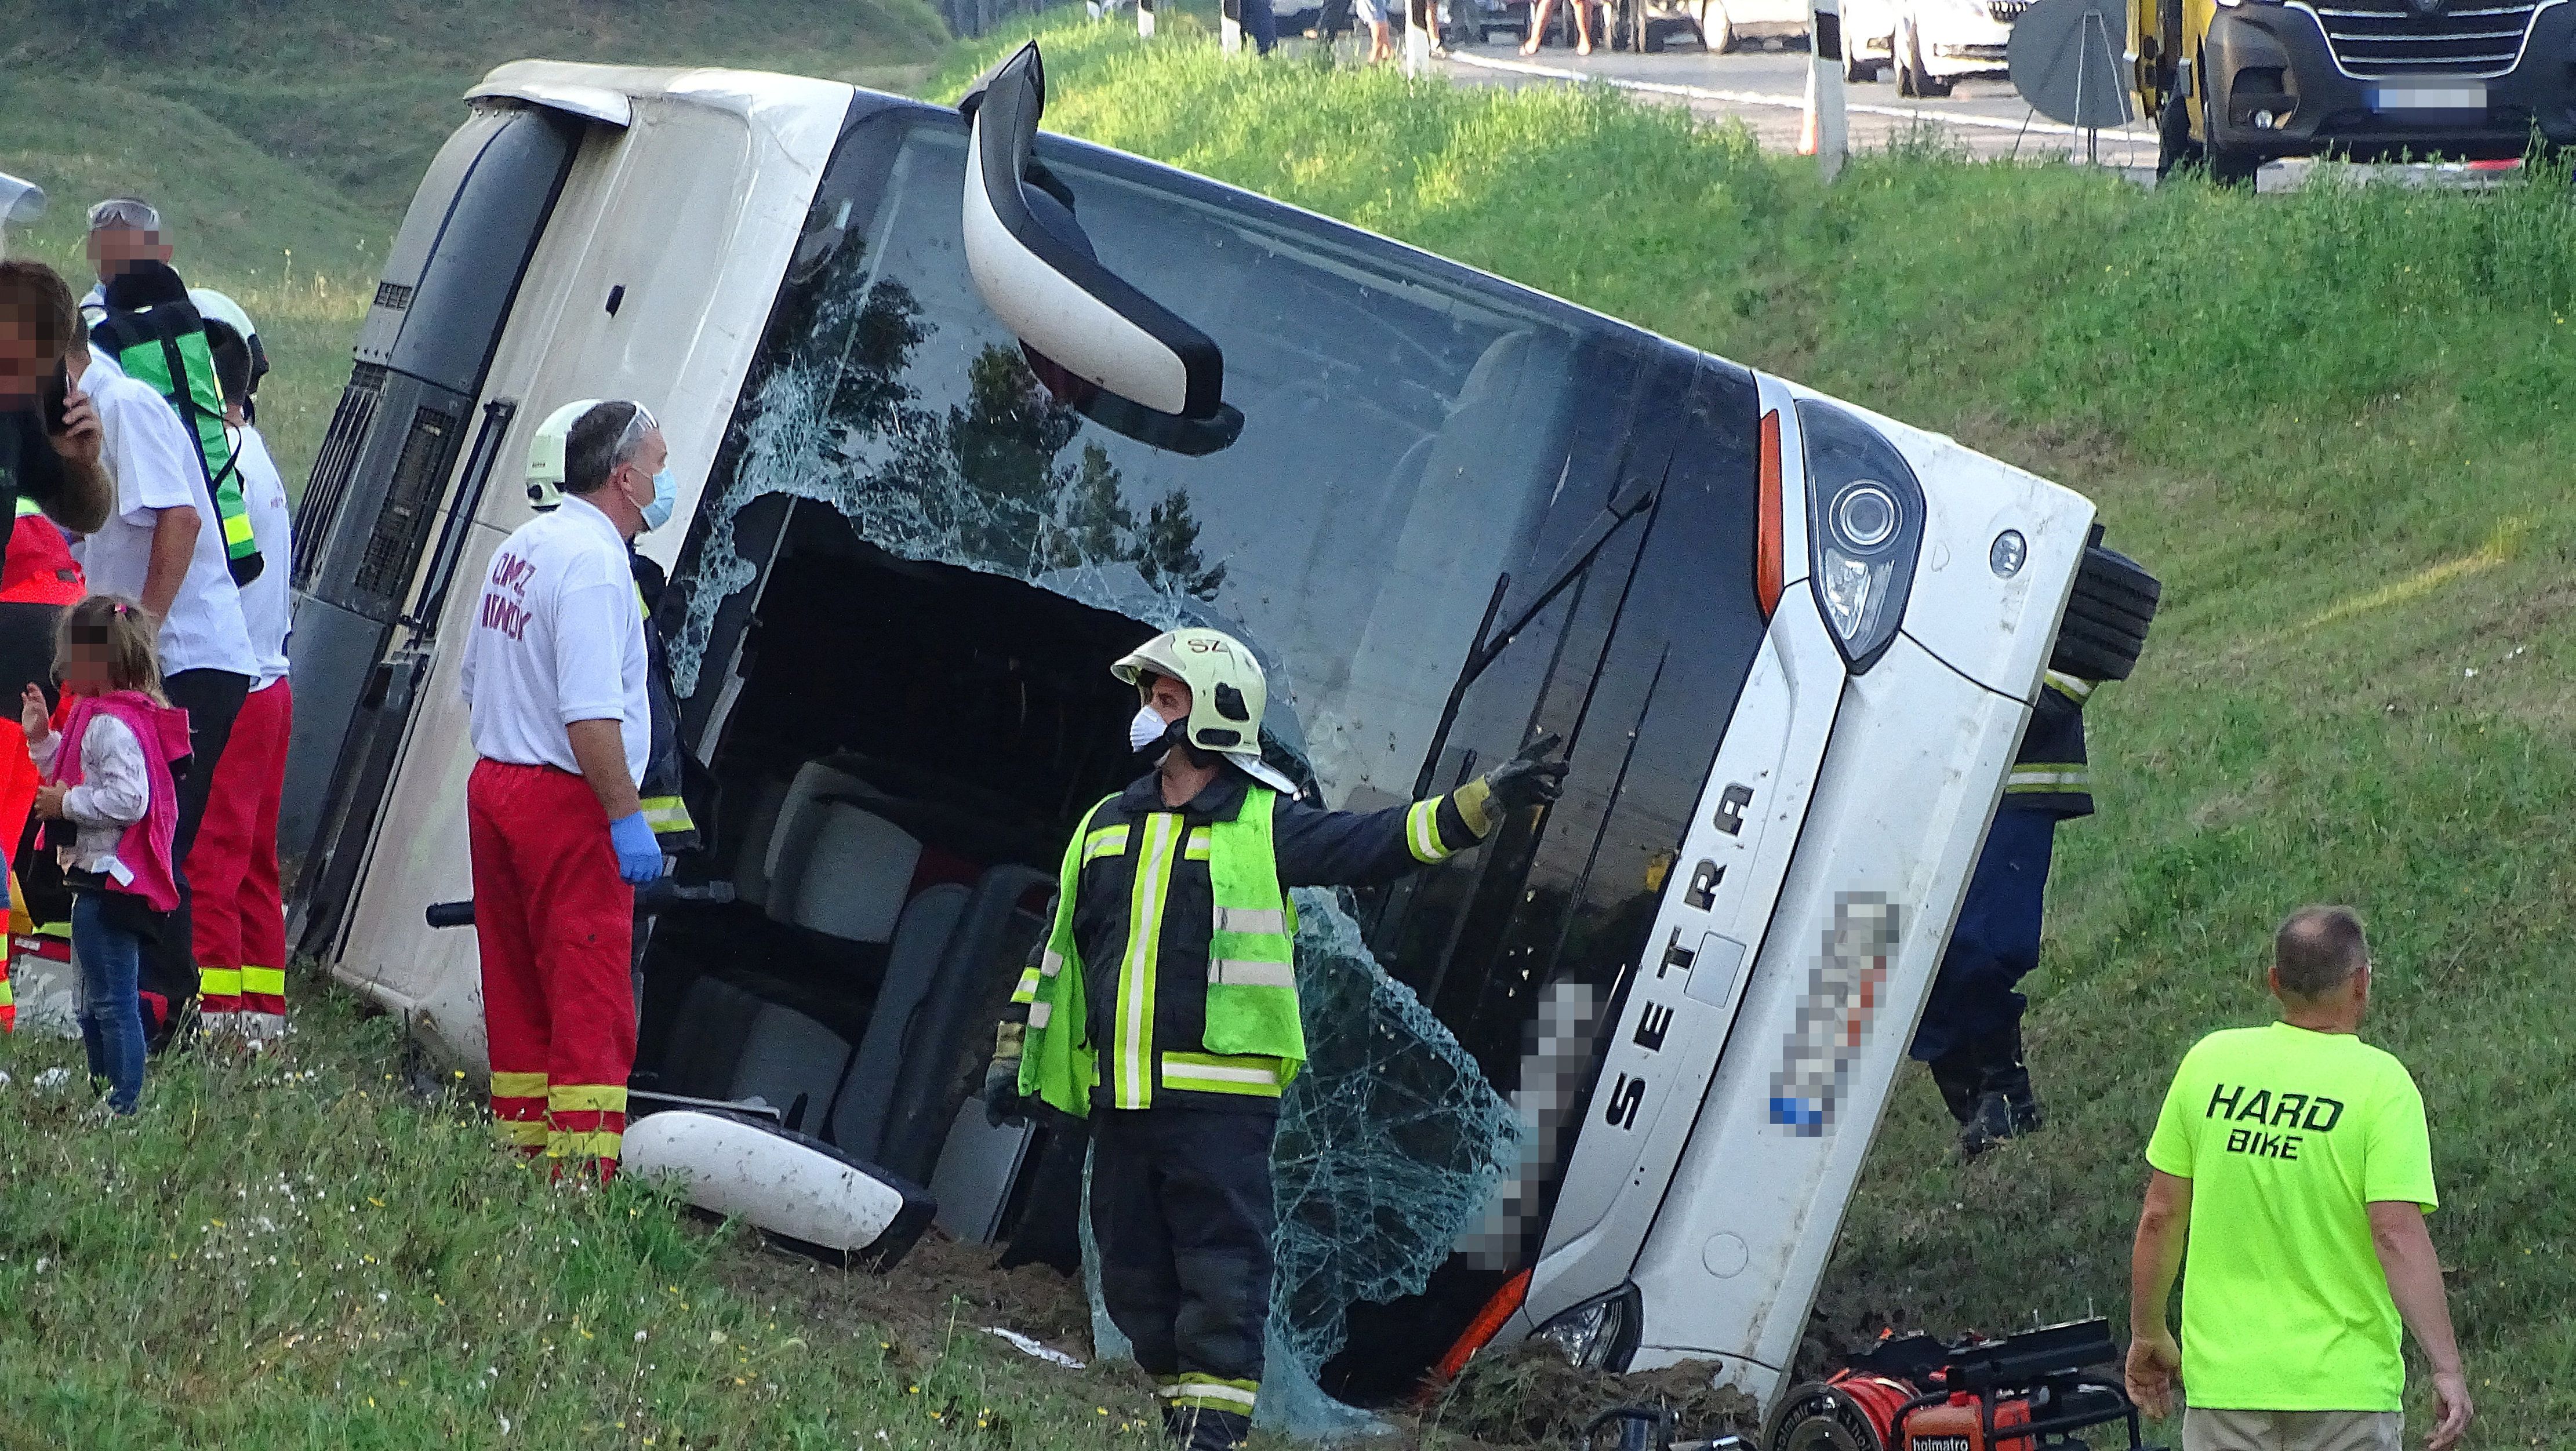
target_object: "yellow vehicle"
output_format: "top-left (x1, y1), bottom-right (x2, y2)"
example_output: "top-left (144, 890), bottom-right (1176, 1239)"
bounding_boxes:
top-left (2131, 0), bottom-right (2575, 180)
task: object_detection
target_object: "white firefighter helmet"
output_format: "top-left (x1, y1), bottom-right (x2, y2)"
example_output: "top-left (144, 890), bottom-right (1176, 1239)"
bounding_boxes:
top-left (189, 288), bottom-right (267, 404)
top-left (1113, 628), bottom-right (1296, 794)
top-left (525, 398), bottom-right (605, 510)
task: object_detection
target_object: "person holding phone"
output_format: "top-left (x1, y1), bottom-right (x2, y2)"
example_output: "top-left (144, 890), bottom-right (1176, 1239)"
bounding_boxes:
top-left (0, 260), bottom-right (112, 628)
top-left (0, 260), bottom-right (113, 897)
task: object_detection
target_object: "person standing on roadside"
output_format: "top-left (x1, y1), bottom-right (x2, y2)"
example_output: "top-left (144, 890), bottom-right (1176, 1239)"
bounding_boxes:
top-left (458, 401), bottom-right (668, 1181)
top-left (184, 312), bottom-right (295, 1043)
top-left (79, 198), bottom-right (174, 331)
top-left (2127, 905), bottom-right (2472, 1451)
top-left (20, 260), bottom-right (257, 1046)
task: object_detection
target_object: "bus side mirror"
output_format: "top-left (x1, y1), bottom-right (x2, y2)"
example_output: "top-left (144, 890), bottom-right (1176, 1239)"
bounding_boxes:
top-left (0, 170), bottom-right (44, 231)
top-left (960, 43), bottom-right (1243, 456)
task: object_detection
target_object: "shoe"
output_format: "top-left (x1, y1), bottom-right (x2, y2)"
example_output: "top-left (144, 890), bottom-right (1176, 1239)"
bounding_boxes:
top-left (1164, 1405), bottom-right (1252, 1450)
top-left (1927, 1052), bottom-right (1983, 1126)
top-left (1959, 1088), bottom-right (2044, 1157)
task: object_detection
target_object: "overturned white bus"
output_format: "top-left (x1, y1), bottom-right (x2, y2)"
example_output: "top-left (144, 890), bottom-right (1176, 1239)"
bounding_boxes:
top-left (281, 48), bottom-right (2154, 1421)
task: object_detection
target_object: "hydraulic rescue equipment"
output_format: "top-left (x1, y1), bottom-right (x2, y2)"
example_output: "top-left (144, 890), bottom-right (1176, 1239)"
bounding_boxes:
top-left (1764, 1319), bottom-right (2164, 1451)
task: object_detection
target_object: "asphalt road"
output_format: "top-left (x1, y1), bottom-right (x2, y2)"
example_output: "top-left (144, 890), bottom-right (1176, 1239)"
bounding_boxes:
top-left (1434, 32), bottom-right (2161, 172)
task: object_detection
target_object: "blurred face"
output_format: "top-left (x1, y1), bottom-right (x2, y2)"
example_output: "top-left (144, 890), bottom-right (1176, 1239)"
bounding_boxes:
top-left (1146, 674), bottom-right (1193, 725)
top-left (86, 225), bottom-right (170, 282)
top-left (611, 426), bottom-right (668, 519)
top-left (0, 294), bottom-right (57, 402)
top-left (60, 634), bottom-right (112, 694)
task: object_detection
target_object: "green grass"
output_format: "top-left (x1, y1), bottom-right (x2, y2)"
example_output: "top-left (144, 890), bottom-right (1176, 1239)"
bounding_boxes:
top-left (929, 17), bottom-right (2576, 1443)
top-left (0, 983), bottom-right (1179, 1450)
top-left (10, 2), bottom-right (2576, 1442)
top-left (1, 0), bottom-right (955, 483)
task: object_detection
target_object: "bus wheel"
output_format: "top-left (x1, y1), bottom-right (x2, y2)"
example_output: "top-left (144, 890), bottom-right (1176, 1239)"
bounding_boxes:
top-left (2050, 542), bottom-right (2161, 682)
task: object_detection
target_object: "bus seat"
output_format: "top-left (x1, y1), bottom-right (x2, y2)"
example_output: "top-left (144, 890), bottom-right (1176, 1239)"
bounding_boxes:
top-left (728, 775), bottom-right (792, 909)
top-left (762, 759), bottom-right (886, 924)
top-left (724, 1000), bottom-right (855, 1138)
top-left (773, 799), bottom-right (922, 947)
top-left (661, 976), bottom-right (767, 1100)
top-left (862, 863), bottom-right (1056, 1184)
top-left (829, 881), bottom-right (971, 1161)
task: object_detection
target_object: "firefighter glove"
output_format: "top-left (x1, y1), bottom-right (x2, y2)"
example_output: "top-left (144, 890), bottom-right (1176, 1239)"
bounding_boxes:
top-left (983, 1058), bottom-right (1027, 1128)
top-left (608, 811), bottom-right (666, 885)
top-left (1483, 731), bottom-right (1568, 812)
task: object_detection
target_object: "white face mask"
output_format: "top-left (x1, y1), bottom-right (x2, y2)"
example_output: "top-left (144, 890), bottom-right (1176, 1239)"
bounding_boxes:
top-left (1129, 703), bottom-right (1173, 754)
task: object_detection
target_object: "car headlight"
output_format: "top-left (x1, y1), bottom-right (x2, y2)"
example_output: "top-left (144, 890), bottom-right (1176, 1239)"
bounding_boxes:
top-left (1532, 1283), bottom-right (1643, 1372)
top-left (1797, 398), bottom-right (1925, 674)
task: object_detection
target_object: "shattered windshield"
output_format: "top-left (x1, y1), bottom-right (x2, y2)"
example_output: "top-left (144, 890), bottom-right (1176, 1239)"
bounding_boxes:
top-left (667, 112), bottom-right (1642, 1425)
top-left (672, 121), bottom-right (1597, 819)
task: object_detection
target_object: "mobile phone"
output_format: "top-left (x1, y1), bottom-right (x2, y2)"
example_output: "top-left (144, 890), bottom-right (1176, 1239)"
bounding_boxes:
top-left (40, 359), bottom-right (70, 435)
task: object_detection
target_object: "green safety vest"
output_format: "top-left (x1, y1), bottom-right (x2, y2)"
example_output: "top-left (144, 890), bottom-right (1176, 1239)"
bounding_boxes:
top-left (91, 289), bottom-right (263, 586)
top-left (1013, 785), bottom-right (1303, 1116)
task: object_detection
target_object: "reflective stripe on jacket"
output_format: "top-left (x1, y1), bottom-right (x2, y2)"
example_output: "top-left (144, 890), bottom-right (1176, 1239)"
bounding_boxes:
top-left (1012, 768), bottom-right (1492, 1116)
top-left (629, 554), bottom-right (697, 849)
top-left (2003, 670), bottom-right (2097, 819)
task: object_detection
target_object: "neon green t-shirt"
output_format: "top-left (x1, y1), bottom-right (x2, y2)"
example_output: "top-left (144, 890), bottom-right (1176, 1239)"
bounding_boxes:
top-left (2145, 1022), bottom-right (2437, 1412)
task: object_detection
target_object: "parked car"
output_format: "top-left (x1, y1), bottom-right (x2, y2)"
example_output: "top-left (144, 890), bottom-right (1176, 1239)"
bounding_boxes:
top-left (1842, 0), bottom-right (1897, 79)
top-left (1889, 0), bottom-right (2026, 95)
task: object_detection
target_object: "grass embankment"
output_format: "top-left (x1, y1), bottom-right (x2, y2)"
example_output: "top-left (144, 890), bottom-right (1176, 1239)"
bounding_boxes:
top-left (936, 15), bottom-right (2576, 1442)
top-left (8, 4), bottom-right (2576, 1443)
top-left (1, 0), bottom-right (953, 482)
top-left (0, 990), bottom-right (1165, 1449)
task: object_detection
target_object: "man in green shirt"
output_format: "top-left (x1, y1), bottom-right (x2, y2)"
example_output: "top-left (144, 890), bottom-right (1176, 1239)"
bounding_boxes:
top-left (2126, 905), bottom-right (2470, 1451)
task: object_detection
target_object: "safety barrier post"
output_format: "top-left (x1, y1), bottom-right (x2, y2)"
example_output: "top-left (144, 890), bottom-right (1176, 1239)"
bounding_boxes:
top-left (1801, 0), bottom-right (1850, 180)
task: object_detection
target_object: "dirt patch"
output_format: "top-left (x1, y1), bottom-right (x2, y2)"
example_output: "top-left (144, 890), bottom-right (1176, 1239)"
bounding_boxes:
top-left (1423, 1341), bottom-right (1760, 1448)
top-left (713, 1227), bottom-right (1764, 1449)
top-left (718, 1225), bottom-right (1100, 1362)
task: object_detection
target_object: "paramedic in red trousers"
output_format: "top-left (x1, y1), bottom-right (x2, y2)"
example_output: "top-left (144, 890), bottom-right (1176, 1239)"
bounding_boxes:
top-left (186, 308), bottom-right (293, 1042)
top-left (458, 400), bottom-right (668, 1180)
top-left (983, 628), bottom-right (1567, 1451)
top-left (1909, 667), bottom-right (2100, 1157)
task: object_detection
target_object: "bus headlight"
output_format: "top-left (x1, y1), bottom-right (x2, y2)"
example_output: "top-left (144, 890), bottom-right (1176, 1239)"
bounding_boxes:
top-left (1798, 399), bottom-right (1925, 673)
top-left (1532, 1282), bottom-right (1644, 1371)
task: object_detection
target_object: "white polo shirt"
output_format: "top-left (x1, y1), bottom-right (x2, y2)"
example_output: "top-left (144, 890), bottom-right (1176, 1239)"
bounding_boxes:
top-left (233, 425), bottom-right (293, 689)
top-left (70, 360), bottom-right (259, 679)
top-left (457, 493), bottom-right (648, 784)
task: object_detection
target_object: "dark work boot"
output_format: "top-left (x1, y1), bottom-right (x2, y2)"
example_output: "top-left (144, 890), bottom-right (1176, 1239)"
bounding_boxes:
top-left (1928, 1050), bottom-right (1983, 1126)
top-left (1959, 1025), bottom-right (2043, 1157)
top-left (1165, 1405), bottom-right (1252, 1451)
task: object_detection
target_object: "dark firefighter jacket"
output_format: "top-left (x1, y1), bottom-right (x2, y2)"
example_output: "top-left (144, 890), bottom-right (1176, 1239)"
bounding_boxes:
top-left (628, 552), bottom-right (700, 852)
top-left (2004, 670), bottom-right (2098, 819)
top-left (1009, 765), bottom-right (1494, 1115)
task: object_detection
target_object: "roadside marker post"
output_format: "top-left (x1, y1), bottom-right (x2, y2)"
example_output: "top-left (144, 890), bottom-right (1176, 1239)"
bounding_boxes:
top-left (1139, 0), bottom-right (1156, 38)
top-left (1223, 0), bottom-right (1244, 52)
top-left (1802, 0), bottom-right (1850, 179)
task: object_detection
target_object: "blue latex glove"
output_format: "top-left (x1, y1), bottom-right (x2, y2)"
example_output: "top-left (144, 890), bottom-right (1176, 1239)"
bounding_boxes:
top-left (608, 810), bottom-right (665, 885)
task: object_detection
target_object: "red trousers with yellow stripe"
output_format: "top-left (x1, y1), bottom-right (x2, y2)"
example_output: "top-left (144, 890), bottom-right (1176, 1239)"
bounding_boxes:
top-left (188, 679), bottom-right (293, 1019)
top-left (1, 719), bottom-right (37, 1033)
top-left (466, 759), bottom-right (634, 1177)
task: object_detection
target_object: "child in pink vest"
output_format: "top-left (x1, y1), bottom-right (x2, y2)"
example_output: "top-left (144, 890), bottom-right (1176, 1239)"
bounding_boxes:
top-left (21, 595), bottom-right (190, 1115)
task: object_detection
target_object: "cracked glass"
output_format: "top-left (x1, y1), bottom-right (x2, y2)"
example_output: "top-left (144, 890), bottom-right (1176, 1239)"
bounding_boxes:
top-left (666, 115), bottom-right (1624, 1432)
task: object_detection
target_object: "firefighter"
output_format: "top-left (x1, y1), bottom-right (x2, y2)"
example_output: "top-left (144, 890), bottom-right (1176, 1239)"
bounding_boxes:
top-left (458, 400), bottom-right (670, 1180)
top-left (1911, 668), bottom-right (2100, 1157)
top-left (983, 628), bottom-right (1566, 1450)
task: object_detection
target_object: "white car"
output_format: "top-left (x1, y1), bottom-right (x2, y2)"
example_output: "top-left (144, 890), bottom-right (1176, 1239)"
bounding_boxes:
top-left (1885, 0), bottom-right (2026, 94)
top-left (282, 47), bottom-right (2152, 1423)
top-left (1677, 0), bottom-right (1812, 52)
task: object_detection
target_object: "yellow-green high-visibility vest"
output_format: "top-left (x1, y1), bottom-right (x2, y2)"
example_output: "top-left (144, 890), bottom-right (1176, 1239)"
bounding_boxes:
top-left (1013, 786), bottom-right (1302, 1117)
